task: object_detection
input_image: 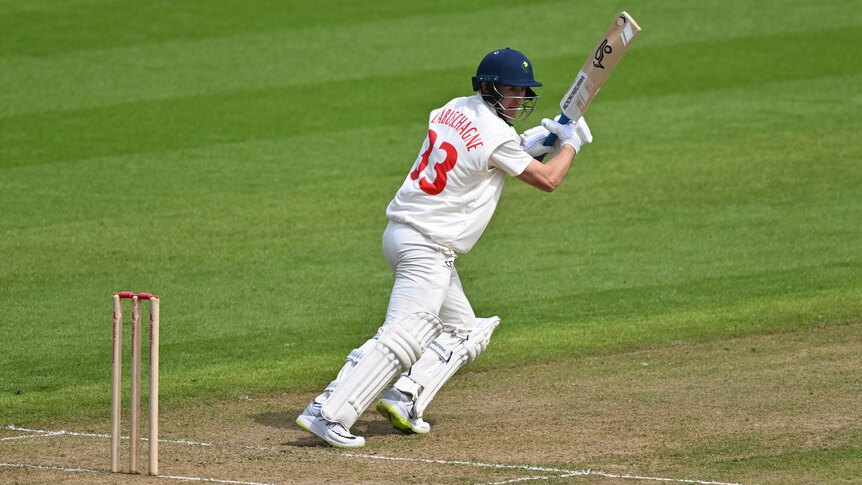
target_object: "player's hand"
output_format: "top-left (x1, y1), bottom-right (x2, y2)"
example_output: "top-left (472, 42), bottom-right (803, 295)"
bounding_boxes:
top-left (541, 116), bottom-right (592, 153)
top-left (520, 125), bottom-right (559, 159)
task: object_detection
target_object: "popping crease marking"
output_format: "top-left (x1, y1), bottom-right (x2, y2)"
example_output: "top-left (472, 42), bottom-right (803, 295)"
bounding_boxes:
top-left (0, 431), bottom-right (64, 441)
top-left (5, 425), bottom-right (746, 485)
top-left (0, 463), bottom-right (91, 473)
top-left (485, 475), bottom-right (590, 484)
top-left (6, 424), bottom-right (211, 446)
top-left (482, 470), bottom-right (744, 485)
top-left (0, 463), bottom-right (275, 485)
top-left (339, 453), bottom-right (745, 485)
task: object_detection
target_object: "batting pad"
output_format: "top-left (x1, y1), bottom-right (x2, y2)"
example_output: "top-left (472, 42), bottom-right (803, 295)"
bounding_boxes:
top-left (322, 312), bottom-right (442, 428)
top-left (398, 316), bottom-right (500, 417)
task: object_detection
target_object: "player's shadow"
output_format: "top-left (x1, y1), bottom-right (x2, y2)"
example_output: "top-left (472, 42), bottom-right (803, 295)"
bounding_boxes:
top-left (253, 410), bottom-right (409, 447)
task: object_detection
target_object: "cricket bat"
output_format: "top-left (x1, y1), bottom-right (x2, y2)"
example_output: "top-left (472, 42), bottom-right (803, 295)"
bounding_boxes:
top-left (539, 11), bottom-right (641, 156)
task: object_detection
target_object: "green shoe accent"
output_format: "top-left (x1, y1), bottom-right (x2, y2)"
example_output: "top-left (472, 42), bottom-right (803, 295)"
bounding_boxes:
top-left (376, 400), bottom-right (425, 434)
top-left (296, 416), bottom-right (311, 433)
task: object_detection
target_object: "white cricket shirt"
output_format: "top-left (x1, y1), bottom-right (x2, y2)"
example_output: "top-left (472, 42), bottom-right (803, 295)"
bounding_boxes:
top-left (386, 94), bottom-right (532, 253)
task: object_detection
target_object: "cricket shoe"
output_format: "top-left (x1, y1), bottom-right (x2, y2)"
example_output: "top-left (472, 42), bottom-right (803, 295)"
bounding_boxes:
top-left (296, 401), bottom-right (365, 448)
top-left (376, 387), bottom-right (430, 434)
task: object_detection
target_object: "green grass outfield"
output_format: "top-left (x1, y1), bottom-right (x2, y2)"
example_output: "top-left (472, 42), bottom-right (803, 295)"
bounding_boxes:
top-left (1, 0), bottom-right (860, 446)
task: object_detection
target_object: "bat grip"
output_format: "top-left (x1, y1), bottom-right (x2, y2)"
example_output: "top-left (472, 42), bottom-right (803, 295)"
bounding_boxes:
top-left (536, 113), bottom-right (571, 161)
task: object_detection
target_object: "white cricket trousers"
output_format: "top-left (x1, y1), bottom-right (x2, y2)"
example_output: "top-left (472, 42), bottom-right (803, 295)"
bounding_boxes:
top-left (381, 221), bottom-right (476, 331)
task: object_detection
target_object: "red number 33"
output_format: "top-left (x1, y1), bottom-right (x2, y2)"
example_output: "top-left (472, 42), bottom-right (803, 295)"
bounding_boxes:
top-left (410, 129), bottom-right (458, 195)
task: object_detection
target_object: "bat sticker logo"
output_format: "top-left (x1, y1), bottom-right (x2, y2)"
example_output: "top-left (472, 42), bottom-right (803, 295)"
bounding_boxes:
top-left (593, 38), bottom-right (612, 69)
top-left (562, 73), bottom-right (587, 110)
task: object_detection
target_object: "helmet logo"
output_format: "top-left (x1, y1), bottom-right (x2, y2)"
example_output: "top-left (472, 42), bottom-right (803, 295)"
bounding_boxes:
top-left (522, 61), bottom-right (529, 73)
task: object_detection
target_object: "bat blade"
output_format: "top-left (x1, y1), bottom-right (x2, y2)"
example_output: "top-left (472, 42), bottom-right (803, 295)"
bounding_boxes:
top-left (560, 11), bottom-right (640, 121)
top-left (540, 11), bottom-right (641, 153)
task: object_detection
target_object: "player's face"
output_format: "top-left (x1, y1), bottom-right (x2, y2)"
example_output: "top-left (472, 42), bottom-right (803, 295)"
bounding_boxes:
top-left (497, 85), bottom-right (527, 118)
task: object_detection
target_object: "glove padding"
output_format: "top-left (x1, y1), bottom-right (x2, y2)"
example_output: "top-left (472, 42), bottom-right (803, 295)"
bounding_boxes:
top-left (540, 116), bottom-right (592, 154)
top-left (520, 125), bottom-right (560, 159)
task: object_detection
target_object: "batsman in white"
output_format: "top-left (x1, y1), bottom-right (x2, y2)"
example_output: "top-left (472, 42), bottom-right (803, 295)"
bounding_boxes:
top-left (297, 48), bottom-right (592, 447)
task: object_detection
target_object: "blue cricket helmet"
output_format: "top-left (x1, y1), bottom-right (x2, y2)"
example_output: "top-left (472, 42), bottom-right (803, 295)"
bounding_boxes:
top-left (471, 48), bottom-right (542, 91)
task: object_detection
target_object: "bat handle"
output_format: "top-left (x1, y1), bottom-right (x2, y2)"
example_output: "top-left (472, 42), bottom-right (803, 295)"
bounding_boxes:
top-left (536, 113), bottom-right (571, 161)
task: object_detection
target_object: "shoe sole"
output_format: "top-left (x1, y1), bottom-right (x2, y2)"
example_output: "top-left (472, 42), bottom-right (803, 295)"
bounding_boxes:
top-left (295, 416), bottom-right (365, 448)
top-left (375, 401), bottom-right (429, 435)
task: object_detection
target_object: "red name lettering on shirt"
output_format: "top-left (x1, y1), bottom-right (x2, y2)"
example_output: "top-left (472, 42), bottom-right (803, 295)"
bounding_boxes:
top-left (431, 109), bottom-right (484, 152)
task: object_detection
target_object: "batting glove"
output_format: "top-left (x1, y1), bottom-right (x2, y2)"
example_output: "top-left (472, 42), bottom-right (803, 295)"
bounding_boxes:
top-left (520, 125), bottom-right (559, 159)
top-left (574, 116), bottom-right (592, 146)
top-left (541, 116), bottom-right (592, 153)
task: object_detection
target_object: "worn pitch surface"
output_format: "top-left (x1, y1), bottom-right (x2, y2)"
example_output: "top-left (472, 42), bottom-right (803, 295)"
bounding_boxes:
top-left (3, 322), bottom-right (860, 484)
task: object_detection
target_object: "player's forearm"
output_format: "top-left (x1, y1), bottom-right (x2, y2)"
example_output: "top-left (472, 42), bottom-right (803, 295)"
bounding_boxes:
top-left (540, 145), bottom-right (576, 192)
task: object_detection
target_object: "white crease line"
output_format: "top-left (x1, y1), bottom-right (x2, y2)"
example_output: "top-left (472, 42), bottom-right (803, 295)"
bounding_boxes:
top-left (0, 431), bottom-right (65, 441)
top-left (6, 425), bottom-right (212, 446)
top-left (486, 477), bottom-right (553, 484)
top-left (591, 470), bottom-right (745, 485)
top-left (5, 424), bottom-right (745, 485)
top-left (0, 462), bottom-right (91, 473)
top-left (342, 453), bottom-right (744, 485)
top-left (482, 470), bottom-right (593, 484)
top-left (481, 470), bottom-right (743, 485)
top-left (0, 463), bottom-right (275, 485)
top-left (342, 451), bottom-right (574, 473)
top-left (158, 473), bottom-right (275, 485)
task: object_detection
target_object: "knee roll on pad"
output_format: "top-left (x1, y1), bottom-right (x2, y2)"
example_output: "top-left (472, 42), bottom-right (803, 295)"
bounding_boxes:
top-left (321, 312), bottom-right (442, 427)
top-left (397, 316), bottom-right (501, 418)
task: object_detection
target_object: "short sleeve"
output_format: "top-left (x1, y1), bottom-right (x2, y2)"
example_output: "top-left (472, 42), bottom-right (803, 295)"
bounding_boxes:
top-left (488, 139), bottom-right (533, 176)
